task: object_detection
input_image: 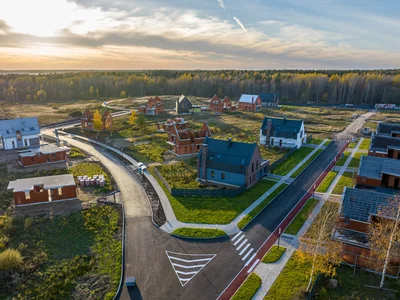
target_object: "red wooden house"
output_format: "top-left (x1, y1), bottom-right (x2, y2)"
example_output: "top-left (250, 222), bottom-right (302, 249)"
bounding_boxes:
top-left (138, 96), bottom-right (165, 115)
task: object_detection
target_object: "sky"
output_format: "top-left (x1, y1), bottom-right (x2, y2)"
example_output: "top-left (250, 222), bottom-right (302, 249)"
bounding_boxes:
top-left (0, 0), bottom-right (399, 70)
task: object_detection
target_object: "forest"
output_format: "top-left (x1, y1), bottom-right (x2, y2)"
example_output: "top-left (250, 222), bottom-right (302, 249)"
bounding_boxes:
top-left (1, 69), bottom-right (400, 105)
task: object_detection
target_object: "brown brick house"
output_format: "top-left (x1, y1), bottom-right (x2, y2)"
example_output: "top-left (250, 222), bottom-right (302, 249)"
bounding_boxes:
top-left (81, 109), bottom-right (113, 131)
top-left (369, 122), bottom-right (400, 159)
top-left (17, 144), bottom-right (67, 167)
top-left (238, 94), bottom-right (262, 112)
top-left (138, 96), bottom-right (165, 115)
top-left (8, 174), bottom-right (77, 206)
top-left (209, 95), bottom-right (237, 113)
top-left (357, 155), bottom-right (400, 189)
top-left (158, 118), bottom-right (211, 156)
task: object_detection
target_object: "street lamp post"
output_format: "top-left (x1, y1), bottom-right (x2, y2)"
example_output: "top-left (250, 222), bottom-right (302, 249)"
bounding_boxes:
top-left (278, 227), bottom-right (282, 249)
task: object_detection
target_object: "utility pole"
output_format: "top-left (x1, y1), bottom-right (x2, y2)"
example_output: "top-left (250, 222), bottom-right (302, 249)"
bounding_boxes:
top-left (278, 227), bottom-right (282, 248)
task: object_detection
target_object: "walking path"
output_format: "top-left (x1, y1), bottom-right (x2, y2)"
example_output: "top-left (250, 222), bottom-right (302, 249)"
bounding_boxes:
top-left (56, 130), bottom-right (328, 235)
top-left (252, 138), bottom-right (363, 299)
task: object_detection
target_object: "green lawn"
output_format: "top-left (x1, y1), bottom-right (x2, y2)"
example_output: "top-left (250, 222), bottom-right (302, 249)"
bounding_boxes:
top-left (232, 273), bottom-right (262, 300)
top-left (272, 147), bottom-right (314, 176)
top-left (323, 139), bottom-right (332, 146)
top-left (332, 172), bottom-right (355, 195)
top-left (3, 205), bottom-right (122, 299)
top-left (238, 183), bottom-right (288, 229)
top-left (290, 149), bottom-right (323, 178)
top-left (264, 251), bottom-right (312, 300)
top-left (69, 147), bottom-right (86, 159)
top-left (315, 265), bottom-right (400, 299)
top-left (284, 198), bottom-right (319, 235)
top-left (172, 228), bottom-right (227, 239)
top-left (153, 171), bottom-right (278, 224)
top-left (358, 138), bottom-right (371, 150)
top-left (156, 160), bottom-right (199, 189)
top-left (316, 171), bottom-right (338, 193)
top-left (348, 152), bottom-right (364, 168)
top-left (262, 246), bottom-right (286, 263)
top-left (335, 151), bottom-right (350, 166)
top-left (307, 138), bottom-right (323, 145)
top-left (347, 138), bottom-right (359, 148)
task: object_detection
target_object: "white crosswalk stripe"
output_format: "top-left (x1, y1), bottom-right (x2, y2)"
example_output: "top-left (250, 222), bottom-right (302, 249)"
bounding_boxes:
top-left (231, 231), bottom-right (256, 267)
top-left (233, 234), bottom-right (245, 246)
top-left (242, 248), bottom-right (254, 261)
top-left (239, 244), bottom-right (250, 256)
top-left (166, 251), bottom-right (216, 287)
top-left (236, 239), bottom-right (247, 251)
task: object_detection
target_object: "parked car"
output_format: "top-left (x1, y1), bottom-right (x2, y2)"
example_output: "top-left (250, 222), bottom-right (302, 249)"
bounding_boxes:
top-left (126, 277), bottom-right (136, 287)
top-left (351, 137), bottom-right (357, 142)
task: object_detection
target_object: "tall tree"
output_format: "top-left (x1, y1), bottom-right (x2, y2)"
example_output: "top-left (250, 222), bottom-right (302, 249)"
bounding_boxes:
top-left (136, 114), bottom-right (147, 131)
top-left (128, 110), bottom-right (137, 125)
top-left (120, 90), bottom-right (127, 98)
top-left (367, 195), bottom-right (400, 289)
top-left (93, 110), bottom-right (103, 132)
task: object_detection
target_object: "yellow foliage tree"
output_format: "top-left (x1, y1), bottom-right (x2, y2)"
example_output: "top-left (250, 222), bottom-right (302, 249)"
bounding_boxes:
top-left (93, 110), bottom-right (103, 132)
top-left (128, 110), bottom-right (137, 125)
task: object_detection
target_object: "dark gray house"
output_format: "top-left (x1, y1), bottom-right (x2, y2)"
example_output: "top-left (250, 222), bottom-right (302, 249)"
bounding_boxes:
top-left (259, 93), bottom-right (279, 108)
top-left (176, 95), bottom-right (193, 114)
top-left (197, 137), bottom-right (269, 188)
top-left (369, 122), bottom-right (400, 159)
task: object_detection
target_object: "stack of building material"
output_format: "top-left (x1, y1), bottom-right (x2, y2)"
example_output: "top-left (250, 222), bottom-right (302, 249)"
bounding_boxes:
top-left (76, 174), bottom-right (106, 187)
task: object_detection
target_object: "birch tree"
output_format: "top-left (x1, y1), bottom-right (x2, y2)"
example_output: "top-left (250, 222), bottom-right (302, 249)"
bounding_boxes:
top-left (299, 202), bottom-right (342, 292)
top-left (367, 195), bottom-right (400, 289)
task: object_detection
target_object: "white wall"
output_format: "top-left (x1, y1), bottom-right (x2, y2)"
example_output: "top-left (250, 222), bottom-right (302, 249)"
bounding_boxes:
top-left (260, 122), bottom-right (306, 149)
top-left (2, 134), bottom-right (39, 150)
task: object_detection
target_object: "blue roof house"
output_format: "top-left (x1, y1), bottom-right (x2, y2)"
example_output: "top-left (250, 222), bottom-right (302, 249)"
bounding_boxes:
top-left (197, 137), bottom-right (269, 188)
top-left (260, 116), bottom-right (305, 149)
top-left (0, 118), bottom-right (40, 150)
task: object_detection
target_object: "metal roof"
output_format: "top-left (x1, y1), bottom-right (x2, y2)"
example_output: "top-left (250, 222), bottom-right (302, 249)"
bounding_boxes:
top-left (370, 134), bottom-right (400, 152)
top-left (341, 187), bottom-right (396, 223)
top-left (238, 94), bottom-right (260, 104)
top-left (377, 122), bottom-right (400, 135)
top-left (260, 116), bottom-right (303, 138)
top-left (8, 174), bottom-right (75, 192)
top-left (178, 95), bottom-right (192, 104)
top-left (358, 155), bottom-right (400, 179)
top-left (17, 144), bottom-right (66, 157)
top-left (259, 93), bottom-right (279, 103)
top-left (0, 118), bottom-right (40, 138)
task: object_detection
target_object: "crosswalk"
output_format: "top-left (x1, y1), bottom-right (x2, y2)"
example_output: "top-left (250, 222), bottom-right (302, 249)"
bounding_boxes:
top-left (231, 231), bottom-right (257, 267)
top-left (165, 251), bottom-right (216, 287)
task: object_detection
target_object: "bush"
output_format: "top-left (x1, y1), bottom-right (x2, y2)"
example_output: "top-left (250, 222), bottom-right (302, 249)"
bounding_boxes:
top-left (172, 228), bottom-right (227, 239)
top-left (262, 246), bottom-right (286, 263)
top-left (69, 147), bottom-right (86, 159)
top-left (232, 273), bottom-right (262, 300)
top-left (69, 111), bottom-right (83, 118)
top-left (0, 248), bottom-right (23, 271)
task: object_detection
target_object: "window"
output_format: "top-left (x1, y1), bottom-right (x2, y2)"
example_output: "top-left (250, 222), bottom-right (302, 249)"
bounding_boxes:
top-left (12, 141), bottom-right (15, 148)
top-left (300, 130), bottom-right (303, 138)
top-left (252, 162), bottom-right (254, 172)
top-left (25, 192), bottom-right (31, 200)
top-left (211, 171), bottom-right (215, 178)
top-left (271, 138), bottom-right (274, 145)
top-left (279, 139), bottom-right (283, 147)
top-left (16, 130), bottom-right (21, 141)
top-left (58, 188), bottom-right (63, 196)
top-left (221, 173), bottom-right (225, 180)
top-left (24, 139), bottom-right (28, 146)
top-left (249, 176), bottom-right (252, 184)
top-left (256, 160), bottom-right (259, 170)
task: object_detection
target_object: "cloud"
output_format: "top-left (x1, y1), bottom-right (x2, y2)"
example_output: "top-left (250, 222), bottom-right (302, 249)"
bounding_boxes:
top-left (233, 16), bottom-right (247, 34)
top-left (217, 0), bottom-right (226, 11)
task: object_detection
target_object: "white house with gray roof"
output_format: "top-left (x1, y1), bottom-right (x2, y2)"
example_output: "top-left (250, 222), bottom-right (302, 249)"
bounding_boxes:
top-left (0, 118), bottom-right (40, 150)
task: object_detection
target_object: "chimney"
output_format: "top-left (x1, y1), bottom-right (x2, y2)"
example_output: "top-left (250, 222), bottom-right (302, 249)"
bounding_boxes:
top-left (201, 144), bottom-right (208, 179)
top-left (228, 138), bottom-right (233, 148)
top-left (266, 119), bottom-right (272, 146)
top-left (252, 96), bottom-right (254, 103)
top-left (284, 117), bottom-right (287, 124)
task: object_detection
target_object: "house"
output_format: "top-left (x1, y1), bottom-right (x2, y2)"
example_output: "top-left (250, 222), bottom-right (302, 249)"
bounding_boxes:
top-left (176, 95), bottom-right (193, 114)
top-left (197, 138), bottom-right (269, 188)
top-left (334, 187), bottom-right (400, 273)
top-left (260, 117), bottom-right (306, 149)
top-left (159, 118), bottom-right (211, 155)
top-left (209, 95), bottom-right (237, 113)
top-left (0, 118), bottom-right (40, 150)
top-left (357, 155), bottom-right (400, 189)
top-left (238, 94), bottom-right (262, 112)
top-left (138, 96), bottom-right (165, 115)
top-left (259, 93), bottom-right (279, 108)
top-left (17, 144), bottom-right (68, 167)
top-left (7, 174), bottom-right (77, 206)
top-left (81, 109), bottom-right (113, 131)
top-left (369, 123), bottom-right (400, 159)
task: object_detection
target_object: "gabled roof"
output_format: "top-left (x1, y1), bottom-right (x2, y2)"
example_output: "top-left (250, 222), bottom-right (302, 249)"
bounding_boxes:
top-left (377, 122), bottom-right (400, 135)
top-left (82, 109), bottom-right (92, 117)
top-left (178, 95), bottom-right (192, 104)
top-left (358, 155), bottom-right (400, 180)
top-left (238, 94), bottom-right (260, 104)
top-left (341, 187), bottom-right (396, 223)
top-left (199, 137), bottom-right (258, 171)
top-left (370, 134), bottom-right (400, 152)
top-left (8, 174), bottom-right (75, 192)
top-left (260, 116), bottom-right (303, 139)
top-left (259, 93), bottom-right (279, 103)
top-left (0, 118), bottom-right (40, 138)
top-left (153, 96), bottom-right (162, 103)
top-left (211, 94), bottom-right (220, 101)
top-left (222, 96), bottom-right (231, 103)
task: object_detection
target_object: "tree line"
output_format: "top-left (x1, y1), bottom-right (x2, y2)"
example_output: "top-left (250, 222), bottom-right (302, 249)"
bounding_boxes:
top-left (1, 70), bottom-right (400, 104)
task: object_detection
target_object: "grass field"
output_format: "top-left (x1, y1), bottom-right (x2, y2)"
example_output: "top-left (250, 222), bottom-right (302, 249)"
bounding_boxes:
top-left (271, 147), bottom-right (314, 176)
top-left (232, 273), bottom-right (262, 300)
top-left (238, 183), bottom-right (288, 229)
top-left (172, 228), bottom-right (227, 239)
top-left (307, 138), bottom-right (323, 145)
top-left (284, 198), bottom-right (319, 235)
top-left (290, 149), bottom-right (323, 178)
top-left (347, 138), bottom-right (359, 148)
top-left (348, 152), bottom-right (364, 168)
top-left (69, 162), bottom-right (113, 192)
top-left (335, 151), bottom-right (350, 166)
top-left (315, 265), bottom-right (400, 299)
top-left (323, 139), bottom-right (332, 146)
top-left (153, 172), bottom-right (278, 224)
top-left (156, 159), bottom-right (199, 189)
top-left (69, 147), bottom-right (86, 159)
top-left (316, 171), bottom-right (338, 193)
top-left (358, 138), bottom-right (371, 150)
top-left (262, 246), bottom-right (286, 263)
top-left (264, 251), bottom-right (312, 300)
top-left (2, 205), bottom-right (122, 299)
top-left (332, 172), bottom-right (355, 195)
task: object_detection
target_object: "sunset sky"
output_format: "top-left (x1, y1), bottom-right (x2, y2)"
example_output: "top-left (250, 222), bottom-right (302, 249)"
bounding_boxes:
top-left (1, 0), bottom-right (399, 70)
